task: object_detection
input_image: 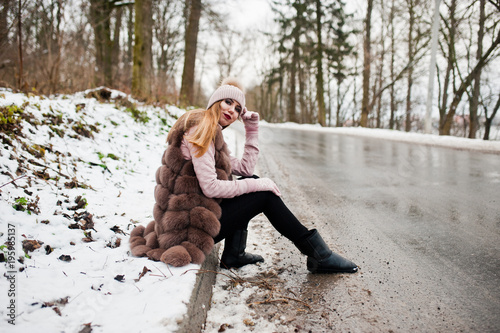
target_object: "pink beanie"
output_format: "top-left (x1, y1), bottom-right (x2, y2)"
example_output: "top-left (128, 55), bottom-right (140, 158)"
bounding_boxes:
top-left (206, 81), bottom-right (246, 111)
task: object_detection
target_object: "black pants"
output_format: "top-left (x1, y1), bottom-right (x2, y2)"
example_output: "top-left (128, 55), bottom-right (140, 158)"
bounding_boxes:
top-left (214, 191), bottom-right (310, 244)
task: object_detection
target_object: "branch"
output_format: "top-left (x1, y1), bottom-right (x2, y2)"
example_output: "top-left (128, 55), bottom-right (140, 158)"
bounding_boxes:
top-left (486, 93), bottom-right (500, 120)
top-left (112, 1), bottom-right (134, 7)
top-left (444, 30), bottom-right (500, 123)
top-left (0, 175), bottom-right (27, 189)
top-left (487, 0), bottom-right (500, 11)
top-left (368, 38), bottom-right (430, 110)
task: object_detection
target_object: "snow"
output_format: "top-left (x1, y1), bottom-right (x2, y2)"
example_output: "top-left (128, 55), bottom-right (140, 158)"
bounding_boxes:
top-left (203, 215), bottom-right (283, 333)
top-left (261, 122), bottom-right (500, 154)
top-left (1, 89), bottom-right (498, 333)
top-left (0, 88), bottom-right (196, 332)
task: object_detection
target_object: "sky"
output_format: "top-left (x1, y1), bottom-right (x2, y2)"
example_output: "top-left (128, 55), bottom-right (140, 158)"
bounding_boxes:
top-left (197, 0), bottom-right (277, 91)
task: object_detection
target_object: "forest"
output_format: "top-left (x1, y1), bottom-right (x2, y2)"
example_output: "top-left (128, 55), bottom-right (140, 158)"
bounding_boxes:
top-left (1, 0), bottom-right (499, 139)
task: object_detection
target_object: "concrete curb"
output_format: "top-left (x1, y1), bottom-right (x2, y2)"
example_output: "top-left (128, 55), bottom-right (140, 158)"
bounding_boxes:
top-left (177, 244), bottom-right (220, 333)
top-left (177, 126), bottom-right (242, 332)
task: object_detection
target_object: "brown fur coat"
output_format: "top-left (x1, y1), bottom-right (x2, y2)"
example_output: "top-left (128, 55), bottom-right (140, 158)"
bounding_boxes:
top-left (129, 123), bottom-right (232, 266)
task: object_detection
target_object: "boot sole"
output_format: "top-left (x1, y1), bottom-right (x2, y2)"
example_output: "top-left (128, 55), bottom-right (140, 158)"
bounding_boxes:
top-left (307, 258), bottom-right (359, 274)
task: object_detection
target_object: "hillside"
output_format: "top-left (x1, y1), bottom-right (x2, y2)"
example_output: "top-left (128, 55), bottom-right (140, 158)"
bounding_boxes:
top-left (0, 88), bottom-right (199, 332)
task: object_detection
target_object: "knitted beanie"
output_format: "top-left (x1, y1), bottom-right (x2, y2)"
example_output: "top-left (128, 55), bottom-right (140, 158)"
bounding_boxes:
top-left (206, 79), bottom-right (245, 111)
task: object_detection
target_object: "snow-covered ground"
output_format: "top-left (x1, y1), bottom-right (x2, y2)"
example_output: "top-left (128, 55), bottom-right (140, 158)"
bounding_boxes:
top-left (1, 89), bottom-right (499, 333)
top-left (0, 88), bottom-right (197, 332)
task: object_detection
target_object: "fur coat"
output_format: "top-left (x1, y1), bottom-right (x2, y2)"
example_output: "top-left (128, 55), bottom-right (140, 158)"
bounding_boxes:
top-left (129, 123), bottom-right (232, 267)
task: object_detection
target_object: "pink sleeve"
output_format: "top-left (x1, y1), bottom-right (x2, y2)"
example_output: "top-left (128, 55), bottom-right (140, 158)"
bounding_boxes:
top-left (229, 129), bottom-right (259, 177)
top-left (182, 136), bottom-right (251, 199)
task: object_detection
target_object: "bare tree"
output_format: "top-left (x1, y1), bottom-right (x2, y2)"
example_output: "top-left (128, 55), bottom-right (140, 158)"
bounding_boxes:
top-left (154, 0), bottom-right (183, 101)
top-left (437, 0), bottom-right (457, 135)
top-left (469, 0), bottom-right (485, 138)
top-left (315, 0), bottom-right (326, 126)
top-left (0, 0), bottom-right (13, 67)
top-left (405, 0), bottom-right (415, 132)
top-left (483, 93), bottom-right (500, 140)
top-left (34, 0), bottom-right (64, 93)
top-left (215, 30), bottom-right (249, 81)
top-left (440, 30), bottom-right (500, 135)
top-left (89, 0), bottom-right (114, 87)
top-left (17, 0), bottom-right (23, 89)
top-left (360, 0), bottom-right (373, 127)
top-left (389, 0), bottom-right (397, 129)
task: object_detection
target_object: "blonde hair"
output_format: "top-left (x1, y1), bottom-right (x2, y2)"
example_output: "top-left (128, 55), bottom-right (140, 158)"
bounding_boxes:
top-left (167, 102), bottom-right (222, 158)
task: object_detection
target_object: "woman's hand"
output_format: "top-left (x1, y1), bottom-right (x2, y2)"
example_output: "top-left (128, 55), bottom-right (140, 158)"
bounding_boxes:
top-left (247, 177), bottom-right (282, 196)
top-left (241, 107), bottom-right (259, 129)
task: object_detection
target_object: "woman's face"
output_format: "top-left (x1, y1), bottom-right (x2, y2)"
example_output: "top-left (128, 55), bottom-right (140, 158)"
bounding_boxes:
top-left (218, 98), bottom-right (242, 127)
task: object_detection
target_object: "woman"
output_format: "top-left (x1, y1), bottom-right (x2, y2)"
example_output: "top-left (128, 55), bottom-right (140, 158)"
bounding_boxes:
top-left (129, 78), bottom-right (358, 274)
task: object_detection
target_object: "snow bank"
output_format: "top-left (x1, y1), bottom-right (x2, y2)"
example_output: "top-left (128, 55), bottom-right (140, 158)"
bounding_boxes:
top-left (0, 88), bottom-right (198, 332)
top-left (262, 121), bottom-right (500, 154)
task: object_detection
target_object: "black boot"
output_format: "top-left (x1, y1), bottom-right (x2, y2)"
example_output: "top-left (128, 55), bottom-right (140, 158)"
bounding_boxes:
top-left (295, 229), bottom-right (358, 273)
top-left (220, 230), bottom-right (264, 269)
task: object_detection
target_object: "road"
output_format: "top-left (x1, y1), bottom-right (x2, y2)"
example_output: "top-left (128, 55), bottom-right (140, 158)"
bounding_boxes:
top-left (251, 124), bottom-right (500, 332)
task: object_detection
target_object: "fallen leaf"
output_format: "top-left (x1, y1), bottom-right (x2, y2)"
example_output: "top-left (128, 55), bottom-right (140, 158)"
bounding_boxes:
top-left (52, 307), bottom-right (62, 316)
top-left (79, 323), bottom-right (92, 333)
top-left (41, 296), bottom-right (69, 316)
top-left (82, 230), bottom-right (94, 242)
top-left (114, 275), bottom-right (125, 282)
top-left (68, 195), bottom-right (86, 210)
top-left (81, 212), bottom-right (94, 230)
top-left (110, 225), bottom-right (126, 235)
top-left (106, 237), bottom-right (121, 248)
top-left (243, 319), bottom-right (255, 327)
top-left (218, 323), bottom-right (234, 332)
top-left (134, 266), bottom-right (151, 282)
top-left (22, 239), bottom-right (43, 253)
top-left (58, 255), bottom-right (72, 262)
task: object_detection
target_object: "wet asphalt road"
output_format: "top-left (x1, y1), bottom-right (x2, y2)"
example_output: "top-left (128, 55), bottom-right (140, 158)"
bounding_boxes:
top-left (254, 124), bottom-right (500, 332)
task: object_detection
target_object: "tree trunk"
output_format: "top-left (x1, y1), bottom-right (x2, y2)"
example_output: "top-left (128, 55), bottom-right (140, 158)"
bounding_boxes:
top-left (125, 5), bottom-right (133, 81)
top-left (315, 0), bottom-right (326, 126)
top-left (360, 0), bottom-right (373, 127)
top-left (336, 79), bottom-right (342, 127)
top-left (468, 0), bottom-right (485, 138)
top-left (483, 94), bottom-right (500, 140)
top-left (0, 0), bottom-right (10, 48)
top-left (327, 69), bottom-right (332, 126)
top-left (376, 0), bottom-right (386, 129)
top-left (49, 0), bottom-right (63, 93)
top-left (17, 0), bottom-right (23, 90)
top-left (369, 68), bottom-right (378, 128)
top-left (405, 0), bottom-right (414, 132)
top-left (425, 0), bottom-right (441, 133)
top-left (389, 0), bottom-right (396, 129)
top-left (439, 0), bottom-right (456, 134)
top-left (180, 0), bottom-right (201, 106)
top-left (112, 6), bottom-right (123, 85)
top-left (89, 0), bottom-right (116, 87)
top-left (132, 0), bottom-right (153, 100)
top-left (289, 22), bottom-right (300, 123)
top-left (298, 59), bottom-right (306, 123)
top-left (278, 64), bottom-right (284, 122)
